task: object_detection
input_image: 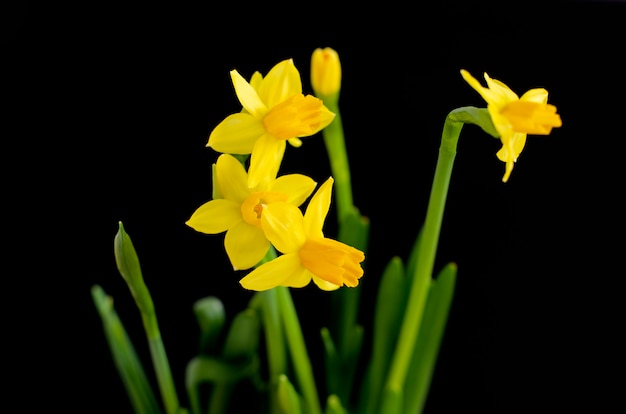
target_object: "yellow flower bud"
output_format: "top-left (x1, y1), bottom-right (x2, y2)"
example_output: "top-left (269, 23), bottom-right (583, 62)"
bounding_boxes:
top-left (311, 47), bottom-right (342, 98)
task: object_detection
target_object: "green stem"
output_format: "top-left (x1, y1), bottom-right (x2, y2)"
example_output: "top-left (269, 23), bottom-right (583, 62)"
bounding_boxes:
top-left (257, 287), bottom-right (287, 414)
top-left (276, 286), bottom-right (322, 414)
top-left (321, 100), bottom-right (354, 224)
top-left (382, 114), bottom-right (463, 409)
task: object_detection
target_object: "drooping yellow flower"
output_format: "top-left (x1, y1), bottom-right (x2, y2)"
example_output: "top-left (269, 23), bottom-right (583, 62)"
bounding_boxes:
top-left (207, 59), bottom-right (335, 188)
top-left (239, 177), bottom-right (365, 291)
top-left (460, 69), bottom-right (562, 182)
top-left (311, 47), bottom-right (342, 98)
top-left (186, 154), bottom-right (317, 270)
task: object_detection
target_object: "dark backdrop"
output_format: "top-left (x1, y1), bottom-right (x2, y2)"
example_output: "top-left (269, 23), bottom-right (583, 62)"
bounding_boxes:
top-left (5, 1), bottom-right (624, 412)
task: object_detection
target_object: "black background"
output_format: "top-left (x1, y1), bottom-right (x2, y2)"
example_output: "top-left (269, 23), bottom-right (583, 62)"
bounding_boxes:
top-left (4, 1), bottom-right (625, 412)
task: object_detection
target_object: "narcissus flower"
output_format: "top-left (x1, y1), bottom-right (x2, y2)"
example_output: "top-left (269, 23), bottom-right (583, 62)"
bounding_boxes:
top-left (186, 154), bottom-right (316, 270)
top-left (460, 69), bottom-right (562, 182)
top-left (207, 59), bottom-right (335, 188)
top-left (239, 177), bottom-right (365, 291)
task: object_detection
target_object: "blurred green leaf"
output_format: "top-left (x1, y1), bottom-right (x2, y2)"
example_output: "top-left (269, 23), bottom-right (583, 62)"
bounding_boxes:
top-left (277, 374), bottom-right (302, 414)
top-left (325, 394), bottom-right (348, 414)
top-left (193, 296), bottom-right (225, 354)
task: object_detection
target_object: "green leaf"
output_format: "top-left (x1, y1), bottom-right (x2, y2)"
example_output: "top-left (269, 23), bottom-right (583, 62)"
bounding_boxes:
top-left (359, 256), bottom-right (407, 414)
top-left (337, 207), bottom-right (370, 251)
top-left (403, 262), bottom-right (457, 414)
top-left (92, 285), bottom-right (162, 414)
top-left (193, 296), bottom-right (225, 354)
top-left (277, 374), bottom-right (302, 414)
top-left (221, 308), bottom-right (261, 361)
top-left (185, 355), bottom-right (260, 414)
top-left (325, 394), bottom-right (348, 414)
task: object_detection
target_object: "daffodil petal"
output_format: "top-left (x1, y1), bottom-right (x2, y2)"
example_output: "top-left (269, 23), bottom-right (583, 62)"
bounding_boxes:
top-left (249, 71), bottom-right (263, 91)
top-left (288, 137), bottom-right (303, 147)
top-left (186, 199), bottom-right (241, 234)
top-left (303, 177), bottom-right (333, 239)
top-left (312, 276), bottom-right (341, 291)
top-left (272, 174), bottom-right (317, 207)
top-left (520, 88), bottom-right (549, 104)
top-left (224, 221), bottom-right (270, 270)
top-left (283, 267), bottom-right (313, 288)
top-left (239, 253), bottom-right (306, 291)
top-left (262, 203), bottom-right (306, 254)
top-left (461, 70), bottom-right (516, 109)
top-left (230, 69), bottom-right (268, 118)
top-left (483, 73), bottom-right (519, 102)
top-left (247, 134), bottom-right (286, 189)
top-left (258, 59), bottom-right (302, 109)
top-left (216, 154), bottom-right (250, 204)
top-left (307, 105), bottom-right (335, 135)
top-left (207, 113), bottom-right (266, 154)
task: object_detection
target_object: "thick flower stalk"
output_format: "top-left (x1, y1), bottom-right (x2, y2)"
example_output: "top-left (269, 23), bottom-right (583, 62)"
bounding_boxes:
top-left (207, 58), bottom-right (335, 188)
top-left (461, 69), bottom-right (562, 182)
top-left (240, 177), bottom-right (365, 291)
top-left (185, 153), bottom-right (317, 270)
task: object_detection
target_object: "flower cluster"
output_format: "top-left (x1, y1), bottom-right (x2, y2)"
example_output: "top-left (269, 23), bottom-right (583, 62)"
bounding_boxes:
top-left (186, 58), bottom-right (365, 291)
top-left (93, 47), bottom-right (563, 414)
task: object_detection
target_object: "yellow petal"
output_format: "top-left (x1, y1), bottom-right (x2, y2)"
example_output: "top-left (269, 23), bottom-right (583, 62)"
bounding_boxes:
top-left (272, 174), bottom-right (317, 207)
top-left (501, 101), bottom-right (562, 134)
top-left (298, 237), bottom-right (364, 287)
top-left (483, 72), bottom-right (519, 103)
top-left (230, 69), bottom-right (268, 118)
top-left (262, 202), bottom-right (306, 254)
top-left (282, 267), bottom-right (314, 288)
top-left (303, 177), bottom-right (333, 239)
top-left (216, 154), bottom-right (250, 203)
top-left (496, 131), bottom-right (526, 183)
top-left (311, 104), bottom-right (335, 135)
top-left (207, 113), bottom-right (266, 154)
top-left (186, 199), bottom-right (241, 234)
top-left (257, 59), bottom-right (302, 109)
top-left (312, 276), bottom-right (341, 291)
top-left (224, 221), bottom-right (270, 270)
top-left (520, 88), bottom-right (549, 104)
top-left (460, 70), bottom-right (517, 109)
top-left (249, 71), bottom-right (263, 91)
top-left (248, 134), bottom-right (286, 189)
top-left (288, 137), bottom-right (303, 147)
top-left (239, 253), bottom-right (306, 291)
top-left (263, 94), bottom-right (329, 140)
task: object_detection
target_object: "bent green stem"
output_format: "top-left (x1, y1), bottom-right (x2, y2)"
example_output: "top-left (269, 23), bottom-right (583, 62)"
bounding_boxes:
top-left (381, 112), bottom-right (464, 412)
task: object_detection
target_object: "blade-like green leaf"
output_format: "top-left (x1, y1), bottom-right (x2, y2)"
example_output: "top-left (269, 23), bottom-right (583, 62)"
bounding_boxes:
top-left (92, 285), bottom-right (162, 414)
top-left (359, 256), bottom-right (407, 414)
top-left (404, 262), bottom-right (457, 414)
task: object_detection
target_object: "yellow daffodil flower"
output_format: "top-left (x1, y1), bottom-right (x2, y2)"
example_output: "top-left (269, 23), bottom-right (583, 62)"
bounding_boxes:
top-left (207, 59), bottom-right (336, 188)
top-left (239, 177), bottom-right (365, 291)
top-left (311, 47), bottom-right (342, 98)
top-left (185, 154), bottom-right (317, 270)
top-left (460, 69), bottom-right (562, 182)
